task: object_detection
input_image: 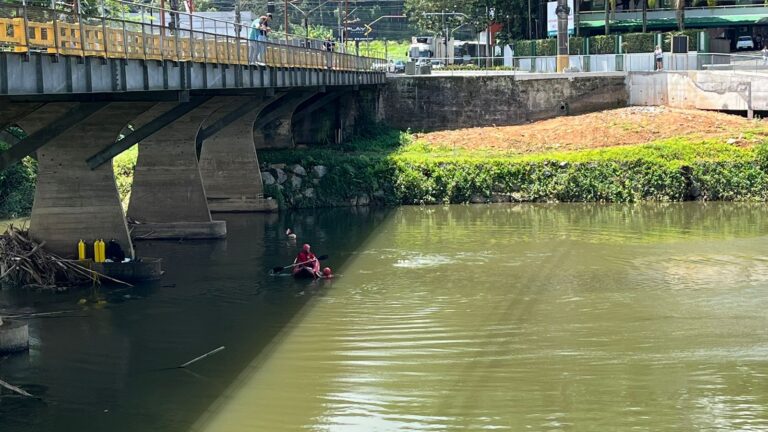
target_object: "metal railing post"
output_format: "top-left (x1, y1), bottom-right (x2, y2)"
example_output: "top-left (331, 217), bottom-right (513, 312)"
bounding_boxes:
top-left (214, 19), bottom-right (219, 63)
top-left (21, 0), bottom-right (31, 54)
top-left (77, 3), bottom-right (86, 57)
top-left (202, 17), bottom-right (208, 64)
top-left (225, 26), bottom-right (231, 64)
top-left (188, 11), bottom-right (194, 62)
top-left (141, 6), bottom-right (147, 60)
top-left (100, 0), bottom-right (108, 58)
top-left (52, 5), bottom-right (60, 55)
top-left (236, 22), bottom-right (241, 65)
top-left (157, 5), bottom-right (165, 61)
top-left (174, 13), bottom-right (180, 61)
top-left (121, 8), bottom-right (128, 57)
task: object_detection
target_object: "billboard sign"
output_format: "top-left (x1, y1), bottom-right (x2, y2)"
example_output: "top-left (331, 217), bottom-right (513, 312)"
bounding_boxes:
top-left (547, 0), bottom-right (575, 37)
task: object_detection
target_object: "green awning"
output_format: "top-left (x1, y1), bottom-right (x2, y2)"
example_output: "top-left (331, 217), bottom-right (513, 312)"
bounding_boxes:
top-left (580, 14), bottom-right (768, 29)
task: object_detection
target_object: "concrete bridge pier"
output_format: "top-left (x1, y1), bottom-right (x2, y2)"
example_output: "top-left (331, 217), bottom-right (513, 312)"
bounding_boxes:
top-left (198, 96), bottom-right (280, 212)
top-left (253, 92), bottom-right (317, 149)
top-left (127, 100), bottom-right (227, 240)
top-left (17, 102), bottom-right (154, 258)
top-left (338, 92), bottom-right (358, 144)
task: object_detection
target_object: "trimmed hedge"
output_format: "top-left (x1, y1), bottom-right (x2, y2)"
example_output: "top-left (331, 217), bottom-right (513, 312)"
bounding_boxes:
top-left (513, 29), bottom-right (704, 56)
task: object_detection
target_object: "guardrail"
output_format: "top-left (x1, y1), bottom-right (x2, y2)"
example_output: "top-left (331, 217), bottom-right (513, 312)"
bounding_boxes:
top-left (389, 53), bottom-right (768, 75)
top-left (0, 0), bottom-right (383, 72)
top-left (579, 2), bottom-right (767, 14)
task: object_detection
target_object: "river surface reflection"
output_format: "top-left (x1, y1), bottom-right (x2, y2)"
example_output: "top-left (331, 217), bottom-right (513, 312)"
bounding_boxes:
top-left (2, 203), bottom-right (768, 431)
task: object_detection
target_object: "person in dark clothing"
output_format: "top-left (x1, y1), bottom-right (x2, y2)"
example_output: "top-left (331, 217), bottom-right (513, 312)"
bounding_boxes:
top-left (106, 239), bottom-right (126, 262)
top-left (323, 37), bottom-right (335, 69)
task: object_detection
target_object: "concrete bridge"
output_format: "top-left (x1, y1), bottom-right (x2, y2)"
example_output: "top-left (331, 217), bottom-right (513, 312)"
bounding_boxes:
top-left (0, 1), bottom-right (384, 260)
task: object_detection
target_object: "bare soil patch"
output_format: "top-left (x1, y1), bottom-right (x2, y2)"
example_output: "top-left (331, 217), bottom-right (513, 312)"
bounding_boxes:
top-left (416, 107), bottom-right (768, 154)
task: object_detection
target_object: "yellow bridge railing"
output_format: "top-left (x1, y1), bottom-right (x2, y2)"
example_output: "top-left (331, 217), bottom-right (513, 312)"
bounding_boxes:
top-left (0, 2), bottom-right (383, 72)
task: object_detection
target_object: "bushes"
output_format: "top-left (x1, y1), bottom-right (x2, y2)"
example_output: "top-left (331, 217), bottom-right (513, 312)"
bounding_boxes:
top-left (0, 141), bottom-right (36, 219)
top-left (624, 33), bottom-right (655, 53)
top-left (513, 29), bottom-right (705, 56)
top-left (590, 35), bottom-right (617, 54)
top-left (113, 145), bottom-right (138, 207)
top-left (261, 134), bottom-right (768, 208)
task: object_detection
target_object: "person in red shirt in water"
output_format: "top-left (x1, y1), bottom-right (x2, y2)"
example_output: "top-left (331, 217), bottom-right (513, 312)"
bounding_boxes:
top-left (293, 243), bottom-right (321, 278)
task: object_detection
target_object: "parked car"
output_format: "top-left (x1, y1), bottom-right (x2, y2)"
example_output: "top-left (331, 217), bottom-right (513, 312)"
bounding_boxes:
top-left (430, 59), bottom-right (445, 69)
top-left (736, 36), bottom-right (755, 51)
top-left (393, 61), bottom-right (405, 73)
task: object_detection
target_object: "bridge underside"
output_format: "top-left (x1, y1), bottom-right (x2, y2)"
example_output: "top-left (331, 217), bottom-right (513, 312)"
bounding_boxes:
top-left (0, 83), bottom-right (380, 258)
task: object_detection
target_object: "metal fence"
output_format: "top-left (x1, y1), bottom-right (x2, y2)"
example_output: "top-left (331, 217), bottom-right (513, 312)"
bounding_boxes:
top-left (388, 53), bottom-right (768, 76)
top-left (0, 0), bottom-right (384, 71)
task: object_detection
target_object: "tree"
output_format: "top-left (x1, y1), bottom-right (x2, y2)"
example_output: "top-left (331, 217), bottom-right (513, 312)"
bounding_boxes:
top-left (405, 0), bottom-right (531, 41)
top-left (675, 0), bottom-right (685, 30)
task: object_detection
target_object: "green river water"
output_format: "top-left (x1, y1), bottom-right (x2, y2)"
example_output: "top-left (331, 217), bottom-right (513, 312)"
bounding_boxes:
top-left (2, 203), bottom-right (768, 431)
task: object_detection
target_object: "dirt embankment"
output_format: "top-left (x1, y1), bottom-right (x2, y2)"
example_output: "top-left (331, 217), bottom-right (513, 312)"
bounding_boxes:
top-left (416, 107), bottom-right (768, 154)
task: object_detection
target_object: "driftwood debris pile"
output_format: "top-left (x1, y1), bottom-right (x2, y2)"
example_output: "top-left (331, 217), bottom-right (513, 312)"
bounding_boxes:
top-left (0, 225), bottom-right (93, 289)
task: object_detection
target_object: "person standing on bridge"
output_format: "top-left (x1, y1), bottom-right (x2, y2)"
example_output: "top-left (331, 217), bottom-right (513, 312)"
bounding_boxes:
top-left (257, 13), bottom-right (272, 63)
top-left (323, 36), bottom-right (335, 69)
top-left (248, 16), bottom-right (260, 64)
top-left (762, 45), bottom-right (768, 66)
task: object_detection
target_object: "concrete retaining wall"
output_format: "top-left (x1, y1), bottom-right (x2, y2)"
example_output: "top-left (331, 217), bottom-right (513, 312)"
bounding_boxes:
top-left (628, 71), bottom-right (768, 112)
top-left (380, 73), bottom-right (629, 132)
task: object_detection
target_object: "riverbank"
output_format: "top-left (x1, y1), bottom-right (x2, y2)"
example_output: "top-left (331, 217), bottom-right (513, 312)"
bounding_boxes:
top-left (260, 109), bottom-right (768, 207)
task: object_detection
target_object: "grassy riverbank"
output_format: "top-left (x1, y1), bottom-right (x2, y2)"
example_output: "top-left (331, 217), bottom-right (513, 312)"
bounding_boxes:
top-left (261, 124), bottom-right (768, 207)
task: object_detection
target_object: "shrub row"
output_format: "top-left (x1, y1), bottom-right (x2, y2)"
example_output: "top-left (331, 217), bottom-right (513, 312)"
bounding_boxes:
top-left (513, 30), bottom-right (702, 56)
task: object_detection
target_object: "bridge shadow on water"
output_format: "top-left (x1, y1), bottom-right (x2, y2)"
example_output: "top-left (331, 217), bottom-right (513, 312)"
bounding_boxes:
top-left (0, 206), bottom-right (392, 432)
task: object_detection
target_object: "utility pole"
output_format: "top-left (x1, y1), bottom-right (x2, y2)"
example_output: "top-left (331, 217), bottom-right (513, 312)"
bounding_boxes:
top-left (284, 0), bottom-right (289, 42)
top-left (556, 0), bottom-right (570, 72)
top-left (345, 0), bottom-right (349, 48)
top-left (235, 0), bottom-right (241, 37)
top-left (528, 0), bottom-right (532, 39)
top-left (442, 8), bottom-right (447, 62)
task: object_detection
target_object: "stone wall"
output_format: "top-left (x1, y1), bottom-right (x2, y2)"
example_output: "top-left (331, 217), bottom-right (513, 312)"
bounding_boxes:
top-left (379, 73), bottom-right (629, 132)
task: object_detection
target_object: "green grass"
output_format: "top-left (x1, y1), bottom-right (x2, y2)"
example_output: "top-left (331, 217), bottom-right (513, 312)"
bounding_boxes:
top-left (342, 40), bottom-right (411, 61)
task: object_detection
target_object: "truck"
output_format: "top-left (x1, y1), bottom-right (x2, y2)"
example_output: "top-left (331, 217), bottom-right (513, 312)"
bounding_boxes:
top-left (407, 36), bottom-right (449, 66)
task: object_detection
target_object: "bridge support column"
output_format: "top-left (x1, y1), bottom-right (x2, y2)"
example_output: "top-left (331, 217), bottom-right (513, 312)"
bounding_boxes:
top-left (18, 102), bottom-right (152, 258)
top-left (254, 92), bottom-right (316, 149)
top-left (127, 100), bottom-right (227, 240)
top-left (338, 92), bottom-right (357, 144)
top-left (199, 97), bottom-right (279, 212)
